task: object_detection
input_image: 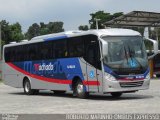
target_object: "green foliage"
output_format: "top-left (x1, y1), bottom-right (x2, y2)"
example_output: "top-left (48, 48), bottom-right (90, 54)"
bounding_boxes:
top-left (26, 23), bottom-right (40, 39)
top-left (0, 20), bottom-right (24, 44)
top-left (1, 20), bottom-right (11, 44)
top-left (47, 22), bottom-right (64, 34)
top-left (78, 25), bottom-right (89, 31)
top-left (89, 11), bottom-right (123, 29)
top-left (10, 22), bottom-right (24, 42)
top-left (26, 21), bottom-right (64, 39)
top-left (0, 20), bottom-right (65, 44)
top-left (1, 40), bottom-right (5, 46)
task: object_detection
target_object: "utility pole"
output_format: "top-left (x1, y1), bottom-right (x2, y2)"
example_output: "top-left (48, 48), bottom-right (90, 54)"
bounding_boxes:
top-left (94, 18), bottom-right (100, 30)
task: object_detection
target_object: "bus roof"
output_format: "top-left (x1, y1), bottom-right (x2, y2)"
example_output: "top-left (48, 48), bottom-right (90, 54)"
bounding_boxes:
top-left (4, 28), bottom-right (141, 47)
top-left (31, 28), bottom-right (141, 40)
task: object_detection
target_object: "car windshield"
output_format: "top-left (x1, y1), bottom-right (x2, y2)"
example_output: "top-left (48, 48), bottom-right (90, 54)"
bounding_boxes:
top-left (102, 36), bottom-right (148, 74)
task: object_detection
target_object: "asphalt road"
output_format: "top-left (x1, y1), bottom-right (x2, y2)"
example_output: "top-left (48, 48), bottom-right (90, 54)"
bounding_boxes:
top-left (0, 79), bottom-right (160, 114)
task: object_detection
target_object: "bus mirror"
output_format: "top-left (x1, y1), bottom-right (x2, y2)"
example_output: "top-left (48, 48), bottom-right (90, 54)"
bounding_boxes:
top-left (144, 38), bottom-right (159, 59)
top-left (102, 41), bottom-right (108, 57)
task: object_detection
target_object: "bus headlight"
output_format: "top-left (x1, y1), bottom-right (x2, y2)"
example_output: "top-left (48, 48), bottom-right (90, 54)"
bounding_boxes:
top-left (105, 74), bottom-right (116, 81)
top-left (146, 73), bottom-right (150, 79)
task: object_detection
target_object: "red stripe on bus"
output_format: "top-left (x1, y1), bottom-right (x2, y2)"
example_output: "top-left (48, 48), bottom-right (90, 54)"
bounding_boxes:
top-left (7, 63), bottom-right (100, 86)
top-left (83, 81), bottom-right (100, 86)
top-left (7, 63), bottom-right (72, 84)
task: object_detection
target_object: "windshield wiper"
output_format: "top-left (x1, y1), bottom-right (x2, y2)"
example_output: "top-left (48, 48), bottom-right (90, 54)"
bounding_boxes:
top-left (124, 46), bottom-right (129, 64)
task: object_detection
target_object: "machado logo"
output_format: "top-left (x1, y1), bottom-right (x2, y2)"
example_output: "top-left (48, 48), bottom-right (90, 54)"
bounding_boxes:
top-left (34, 63), bottom-right (54, 71)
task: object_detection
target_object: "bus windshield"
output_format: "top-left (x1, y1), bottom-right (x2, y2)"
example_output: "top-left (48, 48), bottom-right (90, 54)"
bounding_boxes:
top-left (102, 36), bottom-right (148, 75)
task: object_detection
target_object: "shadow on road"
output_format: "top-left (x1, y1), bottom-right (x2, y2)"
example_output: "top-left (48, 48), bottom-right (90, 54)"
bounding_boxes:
top-left (87, 94), bottom-right (153, 101)
top-left (9, 91), bottom-right (153, 101)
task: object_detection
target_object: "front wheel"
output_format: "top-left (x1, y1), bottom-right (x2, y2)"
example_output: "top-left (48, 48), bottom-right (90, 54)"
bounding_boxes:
top-left (111, 92), bottom-right (122, 98)
top-left (23, 79), bottom-right (39, 95)
top-left (74, 80), bottom-right (88, 99)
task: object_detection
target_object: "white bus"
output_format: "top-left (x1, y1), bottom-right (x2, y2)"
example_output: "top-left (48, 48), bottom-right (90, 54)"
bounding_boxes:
top-left (2, 29), bottom-right (155, 98)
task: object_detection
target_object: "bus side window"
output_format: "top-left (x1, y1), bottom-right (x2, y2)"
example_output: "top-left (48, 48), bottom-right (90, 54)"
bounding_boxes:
top-left (24, 45), bottom-right (28, 61)
top-left (30, 45), bottom-right (35, 60)
top-left (54, 40), bottom-right (67, 58)
top-left (11, 47), bottom-right (16, 62)
top-left (4, 48), bottom-right (10, 62)
top-left (68, 37), bottom-right (84, 57)
top-left (84, 35), bottom-right (101, 70)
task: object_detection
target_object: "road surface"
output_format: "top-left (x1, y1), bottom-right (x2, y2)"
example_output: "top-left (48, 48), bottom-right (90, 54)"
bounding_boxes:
top-left (0, 79), bottom-right (160, 114)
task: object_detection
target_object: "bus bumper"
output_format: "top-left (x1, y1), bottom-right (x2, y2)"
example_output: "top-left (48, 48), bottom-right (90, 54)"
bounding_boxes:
top-left (103, 78), bottom-right (150, 93)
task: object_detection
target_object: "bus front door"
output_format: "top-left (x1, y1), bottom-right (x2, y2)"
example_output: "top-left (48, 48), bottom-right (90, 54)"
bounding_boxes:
top-left (85, 40), bottom-right (102, 92)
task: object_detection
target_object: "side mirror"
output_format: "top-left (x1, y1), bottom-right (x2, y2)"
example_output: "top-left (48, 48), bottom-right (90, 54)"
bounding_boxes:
top-left (144, 38), bottom-right (158, 54)
top-left (144, 37), bottom-right (159, 59)
top-left (102, 41), bottom-right (108, 57)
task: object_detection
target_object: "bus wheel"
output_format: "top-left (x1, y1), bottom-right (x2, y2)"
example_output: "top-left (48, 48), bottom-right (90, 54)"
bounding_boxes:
top-left (23, 79), bottom-right (38, 95)
top-left (53, 90), bottom-right (66, 94)
top-left (74, 80), bottom-right (88, 99)
top-left (111, 92), bottom-right (122, 98)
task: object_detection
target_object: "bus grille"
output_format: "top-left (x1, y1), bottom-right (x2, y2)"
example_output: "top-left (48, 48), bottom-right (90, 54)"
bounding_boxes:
top-left (120, 81), bottom-right (144, 88)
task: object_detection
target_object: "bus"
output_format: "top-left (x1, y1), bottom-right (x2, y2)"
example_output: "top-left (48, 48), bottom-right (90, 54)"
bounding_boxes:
top-left (2, 29), bottom-right (152, 98)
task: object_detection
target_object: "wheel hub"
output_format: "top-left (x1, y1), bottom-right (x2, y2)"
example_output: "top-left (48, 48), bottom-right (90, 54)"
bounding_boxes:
top-left (77, 84), bottom-right (83, 94)
top-left (25, 82), bottom-right (30, 93)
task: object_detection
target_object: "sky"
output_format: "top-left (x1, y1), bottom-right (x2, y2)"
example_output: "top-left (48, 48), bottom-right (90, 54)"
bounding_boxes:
top-left (0, 0), bottom-right (160, 32)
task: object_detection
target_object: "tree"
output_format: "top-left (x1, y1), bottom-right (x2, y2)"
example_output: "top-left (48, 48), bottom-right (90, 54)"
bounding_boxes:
top-left (10, 22), bottom-right (24, 42)
top-left (39, 22), bottom-right (49, 35)
top-left (111, 12), bottom-right (124, 20)
top-left (26, 21), bottom-right (64, 39)
top-left (78, 25), bottom-right (89, 31)
top-left (0, 20), bottom-right (24, 44)
top-left (0, 20), bottom-right (11, 44)
top-left (47, 22), bottom-right (64, 34)
top-left (89, 11), bottom-right (123, 29)
top-left (26, 23), bottom-right (40, 39)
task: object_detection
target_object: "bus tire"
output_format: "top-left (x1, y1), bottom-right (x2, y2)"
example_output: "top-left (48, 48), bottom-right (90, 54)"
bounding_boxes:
top-left (23, 79), bottom-right (38, 95)
top-left (111, 92), bottom-right (122, 98)
top-left (33, 90), bottom-right (39, 95)
top-left (74, 80), bottom-right (88, 99)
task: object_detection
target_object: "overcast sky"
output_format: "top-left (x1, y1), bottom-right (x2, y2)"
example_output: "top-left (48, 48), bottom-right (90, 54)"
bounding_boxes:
top-left (0, 0), bottom-right (160, 32)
